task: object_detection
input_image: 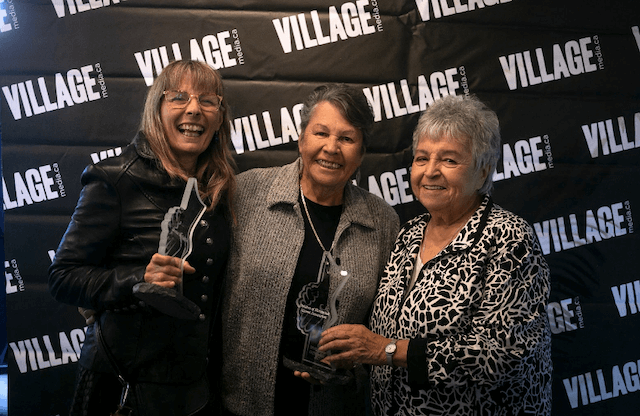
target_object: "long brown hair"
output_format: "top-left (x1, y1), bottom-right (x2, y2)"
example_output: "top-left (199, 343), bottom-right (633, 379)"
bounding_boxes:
top-left (139, 60), bottom-right (235, 212)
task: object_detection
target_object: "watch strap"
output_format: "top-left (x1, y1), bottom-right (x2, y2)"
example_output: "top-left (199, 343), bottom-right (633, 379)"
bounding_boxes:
top-left (385, 339), bottom-right (398, 367)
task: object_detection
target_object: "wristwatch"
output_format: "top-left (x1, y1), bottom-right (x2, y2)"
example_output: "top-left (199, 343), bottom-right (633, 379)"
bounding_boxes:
top-left (385, 339), bottom-right (398, 367)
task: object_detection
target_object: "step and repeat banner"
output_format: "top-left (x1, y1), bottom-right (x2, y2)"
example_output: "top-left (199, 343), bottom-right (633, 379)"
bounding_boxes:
top-left (1, 0), bottom-right (639, 415)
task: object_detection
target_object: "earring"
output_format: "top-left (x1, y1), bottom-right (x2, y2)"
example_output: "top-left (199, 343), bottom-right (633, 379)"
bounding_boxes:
top-left (213, 131), bottom-right (220, 143)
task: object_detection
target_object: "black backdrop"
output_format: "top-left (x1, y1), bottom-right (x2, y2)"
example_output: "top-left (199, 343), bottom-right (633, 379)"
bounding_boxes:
top-left (1, 1), bottom-right (639, 415)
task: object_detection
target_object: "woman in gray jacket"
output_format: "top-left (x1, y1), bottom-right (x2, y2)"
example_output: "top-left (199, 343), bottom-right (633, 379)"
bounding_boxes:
top-left (220, 84), bottom-right (400, 416)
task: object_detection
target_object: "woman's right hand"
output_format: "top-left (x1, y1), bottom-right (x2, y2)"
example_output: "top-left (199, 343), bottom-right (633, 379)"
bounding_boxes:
top-left (143, 253), bottom-right (195, 288)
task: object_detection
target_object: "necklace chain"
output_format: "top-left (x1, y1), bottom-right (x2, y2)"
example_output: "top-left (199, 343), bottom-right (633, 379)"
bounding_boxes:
top-left (300, 186), bottom-right (336, 253)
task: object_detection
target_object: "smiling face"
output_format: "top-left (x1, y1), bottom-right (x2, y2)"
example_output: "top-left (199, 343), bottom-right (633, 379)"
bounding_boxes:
top-left (160, 73), bottom-right (222, 173)
top-left (298, 101), bottom-right (364, 205)
top-left (410, 135), bottom-right (488, 221)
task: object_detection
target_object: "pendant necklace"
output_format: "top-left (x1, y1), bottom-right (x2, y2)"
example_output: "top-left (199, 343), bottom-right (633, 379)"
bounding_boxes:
top-left (300, 186), bottom-right (337, 254)
top-left (300, 186), bottom-right (351, 330)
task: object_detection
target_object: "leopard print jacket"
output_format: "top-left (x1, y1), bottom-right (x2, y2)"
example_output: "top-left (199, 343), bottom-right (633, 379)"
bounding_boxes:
top-left (369, 196), bottom-right (552, 416)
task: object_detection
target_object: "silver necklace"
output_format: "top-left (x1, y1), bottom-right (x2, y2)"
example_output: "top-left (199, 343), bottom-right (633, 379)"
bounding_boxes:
top-left (300, 186), bottom-right (337, 253)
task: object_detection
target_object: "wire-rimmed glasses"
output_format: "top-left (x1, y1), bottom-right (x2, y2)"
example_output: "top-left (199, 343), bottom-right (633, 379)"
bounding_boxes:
top-left (162, 90), bottom-right (223, 112)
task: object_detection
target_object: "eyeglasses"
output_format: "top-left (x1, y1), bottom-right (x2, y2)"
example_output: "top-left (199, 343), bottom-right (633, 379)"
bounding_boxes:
top-left (162, 90), bottom-right (223, 111)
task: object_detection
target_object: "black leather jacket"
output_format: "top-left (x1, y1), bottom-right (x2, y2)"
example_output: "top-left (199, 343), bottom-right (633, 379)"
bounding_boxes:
top-left (49, 133), bottom-right (230, 410)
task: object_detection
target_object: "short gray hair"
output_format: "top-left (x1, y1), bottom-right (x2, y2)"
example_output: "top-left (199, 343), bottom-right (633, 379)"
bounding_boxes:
top-left (412, 94), bottom-right (501, 195)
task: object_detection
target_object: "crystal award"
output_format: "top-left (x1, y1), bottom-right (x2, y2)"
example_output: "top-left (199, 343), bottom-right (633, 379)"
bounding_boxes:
top-left (133, 177), bottom-right (206, 320)
top-left (283, 250), bottom-right (353, 384)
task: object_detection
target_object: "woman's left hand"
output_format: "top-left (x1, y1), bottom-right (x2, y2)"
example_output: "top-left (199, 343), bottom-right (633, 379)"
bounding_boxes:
top-left (318, 324), bottom-right (388, 367)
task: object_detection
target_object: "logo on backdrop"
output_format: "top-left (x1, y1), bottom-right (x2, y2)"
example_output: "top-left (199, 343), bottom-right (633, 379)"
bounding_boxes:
top-left (547, 296), bottom-right (585, 334)
top-left (493, 135), bottom-right (554, 182)
top-left (633, 26), bottom-right (640, 52)
top-left (9, 328), bottom-right (87, 373)
top-left (366, 167), bottom-right (413, 207)
top-left (5, 258), bottom-right (25, 295)
top-left (415, 0), bottom-right (512, 21)
top-left (363, 67), bottom-right (467, 122)
top-left (532, 200), bottom-right (633, 256)
top-left (1, 63), bottom-right (108, 121)
top-left (0, 0), bottom-right (18, 32)
top-left (563, 358), bottom-right (640, 409)
top-left (134, 30), bottom-right (244, 87)
top-left (231, 104), bottom-right (304, 155)
top-left (232, 68), bottom-right (467, 155)
top-left (612, 279), bottom-right (640, 318)
top-left (499, 35), bottom-right (603, 91)
top-left (582, 112), bottom-right (640, 158)
top-left (2, 162), bottom-right (66, 211)
top-left (91, 146), bottom-right (122, 164)
top-left (272, 0), bottom-right (382, 54)
top-left (50, 0), bottom-right (126, 18)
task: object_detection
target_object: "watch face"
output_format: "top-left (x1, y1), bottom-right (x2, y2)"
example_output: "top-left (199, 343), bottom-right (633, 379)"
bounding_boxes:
top-left (385, 343), bottom-right (397, 354)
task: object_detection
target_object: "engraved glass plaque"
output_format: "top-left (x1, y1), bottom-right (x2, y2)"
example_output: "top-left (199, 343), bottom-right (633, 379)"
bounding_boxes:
top-left (283, 250), bottom-right (353, 384)
top-left (133, 178), bottom-right (205, 320)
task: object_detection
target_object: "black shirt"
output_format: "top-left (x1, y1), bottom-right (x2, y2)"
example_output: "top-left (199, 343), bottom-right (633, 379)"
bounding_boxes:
top-left (274, 195), bottom-right (342, 415)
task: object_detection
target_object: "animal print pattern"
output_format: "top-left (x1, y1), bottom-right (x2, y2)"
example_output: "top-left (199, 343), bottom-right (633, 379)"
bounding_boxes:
top-left (369, 196), bottom-right (552, 416)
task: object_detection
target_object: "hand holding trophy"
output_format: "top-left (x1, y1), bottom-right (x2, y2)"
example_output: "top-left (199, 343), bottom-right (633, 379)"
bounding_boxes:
top-left (283, 250), bottom-right (354, 385)
top-left (133, 177), bottom-right (206, 320)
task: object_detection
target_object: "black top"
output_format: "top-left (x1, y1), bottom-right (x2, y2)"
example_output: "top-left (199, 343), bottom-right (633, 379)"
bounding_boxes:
top-left (275, 195), bottom-right (342, 415)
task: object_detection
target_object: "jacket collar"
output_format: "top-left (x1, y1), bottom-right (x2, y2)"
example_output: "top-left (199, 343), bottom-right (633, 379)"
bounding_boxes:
top-left (266, 158), bottom-right (378, 230)
top-left (132, 132), bottom-right (157, 161)
top-left (128, 132), bottom-right (188, 192)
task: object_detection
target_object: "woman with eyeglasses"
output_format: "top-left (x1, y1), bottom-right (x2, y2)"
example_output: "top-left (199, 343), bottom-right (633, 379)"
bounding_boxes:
top-left (49, 60), bottom-right (235, 416)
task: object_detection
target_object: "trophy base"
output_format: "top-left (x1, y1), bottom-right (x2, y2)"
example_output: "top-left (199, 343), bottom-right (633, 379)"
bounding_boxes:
top-left (282, 356), bottom-right (353, 385)
top-left (133, 282), bottom-right (201, 320)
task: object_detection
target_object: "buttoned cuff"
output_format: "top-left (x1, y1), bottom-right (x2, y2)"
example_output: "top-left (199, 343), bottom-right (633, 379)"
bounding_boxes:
top-left (407, 337), bottom-right (430, 389)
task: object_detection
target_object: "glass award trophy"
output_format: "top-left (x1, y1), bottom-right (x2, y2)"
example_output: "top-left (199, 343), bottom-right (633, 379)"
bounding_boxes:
top-left (133, 177), bottom-right (205, 320)
top-left (283, 251), bottom-right (354, 384)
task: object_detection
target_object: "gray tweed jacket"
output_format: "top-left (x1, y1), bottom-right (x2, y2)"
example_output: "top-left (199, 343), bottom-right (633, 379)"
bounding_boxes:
top-left (220, 158), bottom-right (400, 416)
